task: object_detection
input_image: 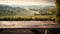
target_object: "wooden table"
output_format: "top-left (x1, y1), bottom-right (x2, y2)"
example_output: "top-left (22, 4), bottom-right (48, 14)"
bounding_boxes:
top-left (0, 21), bottom-right (60, 34)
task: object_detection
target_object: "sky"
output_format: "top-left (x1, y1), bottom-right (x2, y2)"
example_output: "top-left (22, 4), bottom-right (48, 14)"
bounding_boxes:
top-left (0, 0), bottom-right (55, 5)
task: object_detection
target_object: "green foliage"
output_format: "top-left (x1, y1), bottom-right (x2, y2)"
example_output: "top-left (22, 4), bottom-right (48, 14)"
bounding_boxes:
top-left (0, 4), bottom-right (56, 20)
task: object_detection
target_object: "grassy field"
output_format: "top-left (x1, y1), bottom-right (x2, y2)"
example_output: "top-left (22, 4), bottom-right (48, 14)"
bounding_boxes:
top-left (0, 15), bottom-right (56, 21)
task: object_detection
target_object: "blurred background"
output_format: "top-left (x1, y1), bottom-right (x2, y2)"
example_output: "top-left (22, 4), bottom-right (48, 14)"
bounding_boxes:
top-left (0, 0), bottom-right (60, 34)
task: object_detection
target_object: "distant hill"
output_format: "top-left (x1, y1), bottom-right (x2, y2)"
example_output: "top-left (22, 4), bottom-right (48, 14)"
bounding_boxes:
top-left (0, 4), bottom-right (56, 16)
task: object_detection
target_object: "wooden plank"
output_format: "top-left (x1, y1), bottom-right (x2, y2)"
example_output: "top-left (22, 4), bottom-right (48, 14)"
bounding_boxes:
top-left (0, 21), bottom-right (59, 28)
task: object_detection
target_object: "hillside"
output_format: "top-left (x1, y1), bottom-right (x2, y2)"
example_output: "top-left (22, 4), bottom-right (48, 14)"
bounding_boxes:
top-left (0, 4), bottom-right (55, 16)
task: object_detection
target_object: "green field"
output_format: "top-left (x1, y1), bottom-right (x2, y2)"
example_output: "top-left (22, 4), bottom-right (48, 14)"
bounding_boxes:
top-left (0, 4), bottom-right (56, 21)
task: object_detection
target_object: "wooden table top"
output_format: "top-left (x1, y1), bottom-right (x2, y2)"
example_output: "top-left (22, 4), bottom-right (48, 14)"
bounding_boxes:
top-left (0, 21), bottom-right (60, 28)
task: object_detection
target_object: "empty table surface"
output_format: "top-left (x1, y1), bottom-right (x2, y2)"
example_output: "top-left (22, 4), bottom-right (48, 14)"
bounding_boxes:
top-left (0, 21), bottom-right (59, 28)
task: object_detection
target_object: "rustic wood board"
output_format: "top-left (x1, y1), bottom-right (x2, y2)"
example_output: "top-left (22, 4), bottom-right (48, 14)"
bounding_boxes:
top-left (0, 21), bottom-right (59, 28)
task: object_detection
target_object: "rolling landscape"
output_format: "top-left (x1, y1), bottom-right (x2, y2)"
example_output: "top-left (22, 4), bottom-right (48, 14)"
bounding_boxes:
top-left (0, 4), bottom-right (56, 21)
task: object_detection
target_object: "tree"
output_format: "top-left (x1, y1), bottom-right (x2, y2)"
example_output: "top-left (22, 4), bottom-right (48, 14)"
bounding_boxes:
top-left (55, 0), bottom-right (60, 24)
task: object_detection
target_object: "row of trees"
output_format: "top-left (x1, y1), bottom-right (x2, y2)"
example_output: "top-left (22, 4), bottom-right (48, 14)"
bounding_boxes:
top-left (0, 17), bottom-right (54, 21)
